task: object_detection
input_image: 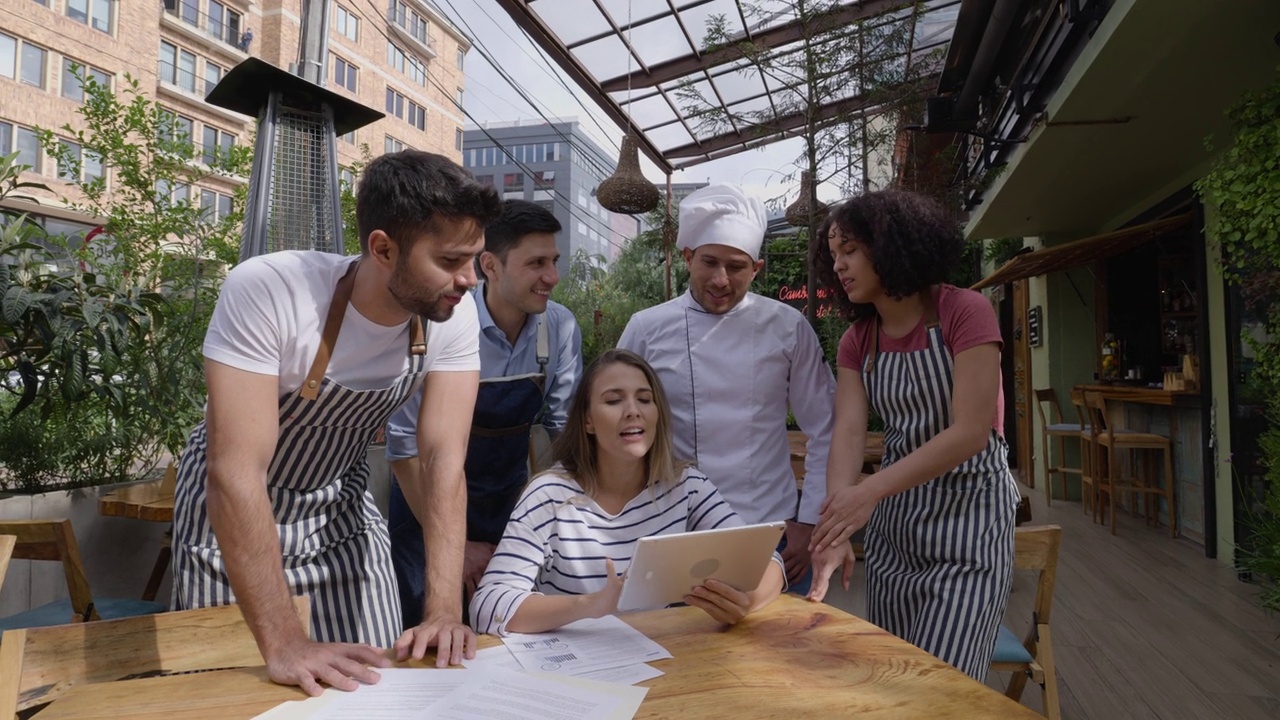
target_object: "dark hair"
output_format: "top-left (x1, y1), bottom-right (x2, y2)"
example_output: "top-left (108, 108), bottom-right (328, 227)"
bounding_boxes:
top-left (356, 150), bottom-right (501, 255)
top-left (485, 200), bottom-right (562, 260)
top-left (547, 349), bottom-right (683, 496)
top-left (809, 190), bottom-right (964, 320)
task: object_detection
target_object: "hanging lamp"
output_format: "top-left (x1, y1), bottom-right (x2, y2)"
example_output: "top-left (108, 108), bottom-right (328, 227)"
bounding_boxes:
top-left (596, 133), bottom-right (661, 215)
top-left (785, 170), bottom-right (829, 226)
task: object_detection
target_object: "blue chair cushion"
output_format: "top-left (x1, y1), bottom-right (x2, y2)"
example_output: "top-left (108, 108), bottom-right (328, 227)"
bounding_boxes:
top-left (1046, 423), bottom-right (1088, 433)
top-left (992, 625), bottom-right (1035, 664)
top-left (0, 597), bottom-right (167, 632)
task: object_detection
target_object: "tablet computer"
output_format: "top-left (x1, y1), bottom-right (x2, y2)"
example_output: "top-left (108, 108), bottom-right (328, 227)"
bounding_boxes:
top-left (617, 521), bottom-right (787, 613)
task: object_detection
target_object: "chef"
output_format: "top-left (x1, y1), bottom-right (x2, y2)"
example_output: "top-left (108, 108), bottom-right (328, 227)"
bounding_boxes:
top-left (617, 184), bottom-right (836, 593)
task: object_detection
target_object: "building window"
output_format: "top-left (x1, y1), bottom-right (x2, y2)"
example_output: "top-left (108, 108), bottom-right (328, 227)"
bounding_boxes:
top-left (388, 1), bottom-right (430, 47)
top-left (202, 125), bottom-right (234, 166)
top-left (386, 43), bottom-right (425, 86)
top-left (455, 87), bottom-right (464, 108)
top-left (204, 60), bottom-right (223, 95)
top-left (158, 110), bottom-right (195, 151)
top-left (407, 101), bottom-right (426, 131)
top-left (200, 189), bottom-right (234, 222)
top-left (333, 56), bottom-right (357, 92)
top-left (533, 171), bottom-right (555, 190)
top-left (456, 47), bottom-right (465, 70)
top-left (159, 42), bottom-right (197, 93)
top-left (0, 123), bottom-right (10, 163)
top-left (15, 126), bottom-right (42, 173)
top-left (385, 136), bottom-right (406, 154)
top-left (20, 42), bottom-right (46, 88)
top-left (61, 59), bottom-right (111, 102)
top-left (503, 173), bottom-right (523, 193)
top-left (339, 130), bottom-right (356, 145)
top-left (339, 167), bottom-right (356, 189)
top-left (57, 139), bottom-right (82, 181)
top-left (0, 32), bottom-right (15, 80)
top-left (455, 128), bottom-right (463, 151)
top-left (83, 149), bottom-right (104, 184)
top-left (334, 4), bottom-right (360, 42)
top-left (208, 1), bottom-right (243, 48)
top-left (385, 88), bottom-right (404, 119)
top-left (66, 0), bottom-right (112, 33)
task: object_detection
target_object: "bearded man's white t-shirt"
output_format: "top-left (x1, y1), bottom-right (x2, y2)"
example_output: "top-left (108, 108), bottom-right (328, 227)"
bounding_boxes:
top-left (203, 251), bottom-right (480, 398)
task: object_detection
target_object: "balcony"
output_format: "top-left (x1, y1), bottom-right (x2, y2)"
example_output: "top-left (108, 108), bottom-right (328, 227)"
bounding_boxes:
top-left (160, 1), bottom-right (250, 63)
top-left (387, 6), bottom-right (437, 59)
top-left (155, 61), bottom-right (250, 128)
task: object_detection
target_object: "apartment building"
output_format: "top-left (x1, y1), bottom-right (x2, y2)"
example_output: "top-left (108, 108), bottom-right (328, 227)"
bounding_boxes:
top-left (0, 0), bottom-right (468, 236)
top-left (463, 119), bottom-right (641, 270)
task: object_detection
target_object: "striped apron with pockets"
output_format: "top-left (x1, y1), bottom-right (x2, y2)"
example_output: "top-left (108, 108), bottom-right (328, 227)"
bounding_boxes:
top-left (171, 262), bottom-right (428, 648)
top-left (861, 290), bottom-right (1018, 680)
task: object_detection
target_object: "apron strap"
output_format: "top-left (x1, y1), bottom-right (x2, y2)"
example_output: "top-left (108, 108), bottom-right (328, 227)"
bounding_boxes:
top-left (300, 261), bottom-right (359, 401)
top-left (409, 315), bottom-right (427, 356)
top-left (535, 313), bottom-right (549, 374)
top-left (866, 285), bottom-right (940, 376)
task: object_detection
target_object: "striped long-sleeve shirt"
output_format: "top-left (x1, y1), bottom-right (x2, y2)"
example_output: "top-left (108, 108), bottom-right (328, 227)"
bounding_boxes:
top-left (470, 464), bottom-right (777, 635)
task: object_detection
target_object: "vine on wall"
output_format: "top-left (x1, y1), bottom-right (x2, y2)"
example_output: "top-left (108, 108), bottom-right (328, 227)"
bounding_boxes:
top-left (1195, 69), bottom-right (1280, 611)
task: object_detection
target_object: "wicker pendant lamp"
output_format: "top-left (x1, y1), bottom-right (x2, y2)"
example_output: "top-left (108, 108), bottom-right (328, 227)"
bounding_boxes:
top-left (596, 133), bottom-right (661, 215)
top-left (785, 170), bottom-right (829, 226)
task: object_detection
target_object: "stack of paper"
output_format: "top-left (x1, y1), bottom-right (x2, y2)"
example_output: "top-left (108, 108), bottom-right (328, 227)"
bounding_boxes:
top-left (252, 616), bottom-right (671, 719)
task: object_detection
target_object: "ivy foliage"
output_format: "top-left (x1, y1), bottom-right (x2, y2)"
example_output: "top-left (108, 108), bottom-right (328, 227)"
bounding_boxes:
top-left (1195, 69), bottom-right (1280, 610)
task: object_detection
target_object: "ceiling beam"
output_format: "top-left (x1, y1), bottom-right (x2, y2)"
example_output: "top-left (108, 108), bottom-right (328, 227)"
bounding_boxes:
top-left (599, 0), bottom-right (914, 93)
top-left (666, 74), bottom-right (938, 165)
top-left (494, 0), bottom-right (674, 172)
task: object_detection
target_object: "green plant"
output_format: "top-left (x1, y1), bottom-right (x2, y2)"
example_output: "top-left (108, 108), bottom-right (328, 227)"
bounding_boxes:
top-left (1, 69), bottom-right (250, 492)
top-left (1196, 68), bottom-right (1280, 611)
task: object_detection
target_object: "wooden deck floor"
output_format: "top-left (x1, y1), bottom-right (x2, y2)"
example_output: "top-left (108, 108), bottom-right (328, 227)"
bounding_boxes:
top-left (821, 481), bottom-right (1280, 719)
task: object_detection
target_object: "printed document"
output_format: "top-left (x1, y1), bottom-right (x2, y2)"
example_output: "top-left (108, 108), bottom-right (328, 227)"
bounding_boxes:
top-left (502, 615), bottom-right (671, 676)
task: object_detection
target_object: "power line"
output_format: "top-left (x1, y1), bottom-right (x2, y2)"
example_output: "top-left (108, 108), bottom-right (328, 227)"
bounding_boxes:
top-left (359, 1), bottom-right (636, 253)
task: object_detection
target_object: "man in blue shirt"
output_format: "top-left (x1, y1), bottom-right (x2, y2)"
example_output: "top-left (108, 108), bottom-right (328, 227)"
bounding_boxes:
top-left (386, 200), bottom-right (582, 627)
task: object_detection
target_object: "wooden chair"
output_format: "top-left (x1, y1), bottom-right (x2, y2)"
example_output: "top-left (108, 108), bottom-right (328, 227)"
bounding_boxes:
top-left (0, 596), bottom-right (311, 716)
top-left (0, 536), bottom-right (15, 597)
top-left (1069, 389), bottom-right (1099, 516)
top-left (991, 524), bottom-right (1062, 720)
top-left (1033, 389), bottom-right (1087, 505)
top-left (1082, 392), bottom-right (1177, 537)
top-left (0, 519), bottom-right (167, 632)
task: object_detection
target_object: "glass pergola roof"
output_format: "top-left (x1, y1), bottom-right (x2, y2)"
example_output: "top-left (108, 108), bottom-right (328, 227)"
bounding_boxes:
top-left (494, 0), bottom-right (960, 171)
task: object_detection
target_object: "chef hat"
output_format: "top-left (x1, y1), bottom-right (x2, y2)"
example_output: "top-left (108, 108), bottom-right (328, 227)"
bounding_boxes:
top-left (675, 184), bottom-right (768, 261)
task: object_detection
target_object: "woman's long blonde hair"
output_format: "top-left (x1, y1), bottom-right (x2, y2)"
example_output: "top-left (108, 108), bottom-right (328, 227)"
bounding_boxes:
top-left (548, 349), bottom-right (684, 496)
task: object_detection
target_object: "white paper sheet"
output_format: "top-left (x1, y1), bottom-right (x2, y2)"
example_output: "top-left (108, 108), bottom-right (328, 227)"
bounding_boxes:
top-left (250, 669), bottom-right (464, 719)
top-left (502, 615), bottom-right (672, 676)
top-left (465, 645), bottom-right (664, 685)
top-left (427, 667), bottom-right (647, 720)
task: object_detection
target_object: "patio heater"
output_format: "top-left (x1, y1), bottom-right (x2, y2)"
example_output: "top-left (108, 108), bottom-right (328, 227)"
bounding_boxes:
top-left (205, 57), bottom-right (382, 260)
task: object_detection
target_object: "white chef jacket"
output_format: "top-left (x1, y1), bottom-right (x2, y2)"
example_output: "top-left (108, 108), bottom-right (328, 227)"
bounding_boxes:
top-left (618, 291), bottom-right (836, 525)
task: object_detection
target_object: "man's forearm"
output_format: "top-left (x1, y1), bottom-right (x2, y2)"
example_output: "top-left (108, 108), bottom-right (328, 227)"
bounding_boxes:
top-left (206, 473), bottom-right (305, 655)
top-left (418, 455), bottom-right (467, 620)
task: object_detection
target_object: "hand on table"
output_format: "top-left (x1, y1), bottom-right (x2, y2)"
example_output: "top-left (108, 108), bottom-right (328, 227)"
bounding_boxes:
top-left (780, 520), bottom-right (814, 586)
top-left (806, 542), bottom-right (856, 603)
top-left (264, 637), bottom-right (390, 696)
top-left (394, 612), bottom-right (477, 667)
top-left (685, 578), bottom-right (753, 625)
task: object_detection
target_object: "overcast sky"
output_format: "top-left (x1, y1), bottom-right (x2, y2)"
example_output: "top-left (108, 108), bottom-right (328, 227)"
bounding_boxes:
top-left (432, 1), bottom-right (845, 213)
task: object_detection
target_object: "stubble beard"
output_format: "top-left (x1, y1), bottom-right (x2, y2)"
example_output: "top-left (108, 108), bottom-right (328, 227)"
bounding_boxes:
top-left (389, 260), bottom-right (453, 322)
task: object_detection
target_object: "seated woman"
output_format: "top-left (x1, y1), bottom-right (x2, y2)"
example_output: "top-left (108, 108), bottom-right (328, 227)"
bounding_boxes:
top-left (470, 349), bottom-right (785, 635)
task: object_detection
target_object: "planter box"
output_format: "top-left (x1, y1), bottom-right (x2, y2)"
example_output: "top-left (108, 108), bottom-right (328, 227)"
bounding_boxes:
top-left (0, 480), bottom-right (172, 617)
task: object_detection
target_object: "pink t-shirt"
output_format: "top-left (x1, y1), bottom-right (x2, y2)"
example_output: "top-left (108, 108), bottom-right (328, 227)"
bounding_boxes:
top-left (837, 285), bottom-right (1005, 435)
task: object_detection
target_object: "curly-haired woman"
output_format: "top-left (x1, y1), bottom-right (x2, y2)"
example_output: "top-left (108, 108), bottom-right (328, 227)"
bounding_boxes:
top-left (805, 190), bottom-right (1018, 680)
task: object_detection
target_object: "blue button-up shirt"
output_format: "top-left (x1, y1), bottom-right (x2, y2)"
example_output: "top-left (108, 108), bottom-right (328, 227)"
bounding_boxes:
top-left (386, 285), bottom-right (583, 461)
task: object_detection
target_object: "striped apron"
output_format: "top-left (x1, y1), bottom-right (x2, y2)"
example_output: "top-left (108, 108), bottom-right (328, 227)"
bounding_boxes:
top-left (861, 294), bottom-right (1018, 680)
top-left (171, 262), bottom-right (426, 648)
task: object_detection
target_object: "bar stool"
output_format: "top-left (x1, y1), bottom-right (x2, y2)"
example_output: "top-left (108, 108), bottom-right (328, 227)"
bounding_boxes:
top-left (1033, 389), bottom-right (1088, 506)
top-left (1071, 389), bottom-right (1100, 517)
top-left (1082, 391), bottom-right (1177, 537)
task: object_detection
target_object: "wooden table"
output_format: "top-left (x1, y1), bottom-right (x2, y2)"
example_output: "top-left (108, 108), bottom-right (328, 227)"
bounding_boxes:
top-left (98, 479), bottom-right (176, 523)
top-left (789, 430), bottom-right (884, 483)
top-left (30, 595), bottom-right (1040, 719)
top-left (98, 475), bottom-right (176, 601)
